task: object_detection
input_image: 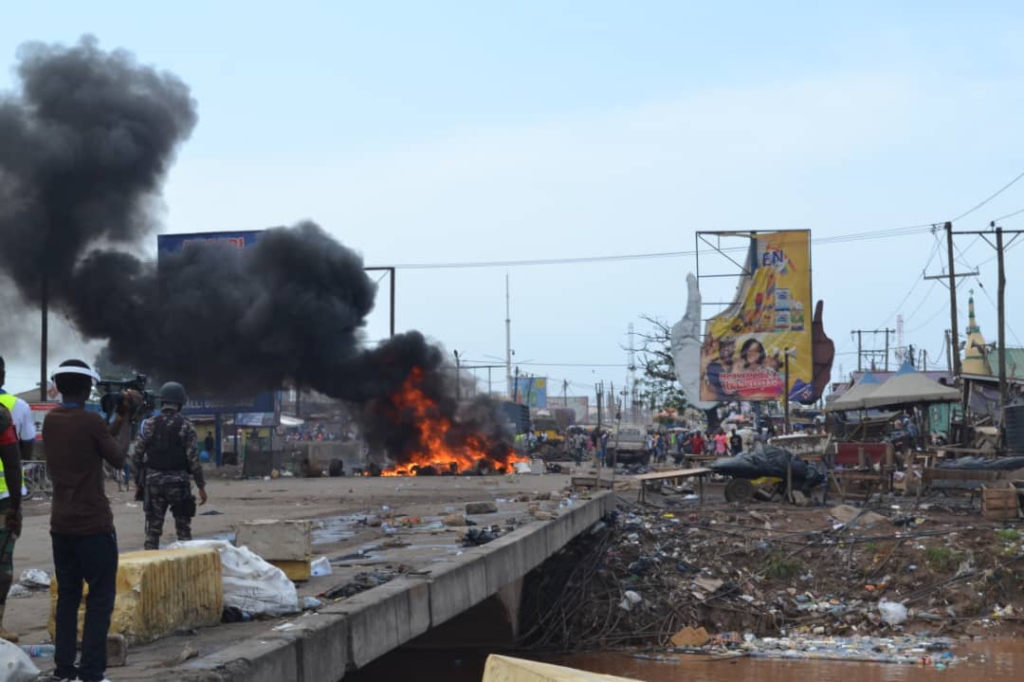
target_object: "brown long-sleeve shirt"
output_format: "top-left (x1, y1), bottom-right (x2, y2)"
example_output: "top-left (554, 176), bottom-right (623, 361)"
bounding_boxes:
top-left (43, 407), bottom-right (125, 535)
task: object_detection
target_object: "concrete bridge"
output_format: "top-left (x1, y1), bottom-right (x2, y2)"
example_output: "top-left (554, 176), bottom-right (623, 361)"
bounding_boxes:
top-left (171, 492), bottom-right (615, 682)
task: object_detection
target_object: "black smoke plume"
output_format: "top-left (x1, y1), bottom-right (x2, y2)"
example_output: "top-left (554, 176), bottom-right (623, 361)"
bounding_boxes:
top-left (0, 38), bottom-right (515, 470)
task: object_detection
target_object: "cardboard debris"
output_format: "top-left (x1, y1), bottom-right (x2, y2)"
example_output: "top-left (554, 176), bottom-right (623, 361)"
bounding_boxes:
top-left (830, 504), bottom-right (886, 527)
top-left (670, 625), bottom-right (710, 648)
top-left (466, 501), bottom-right (499, 515)
top-left (693, 576), bottom-right (723, 594)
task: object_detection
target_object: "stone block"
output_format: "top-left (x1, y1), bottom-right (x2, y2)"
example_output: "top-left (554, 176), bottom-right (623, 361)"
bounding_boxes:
top-left (235, 519), bottom-right (312, 561)
top-left (49, 548), bottom-right (223, 644)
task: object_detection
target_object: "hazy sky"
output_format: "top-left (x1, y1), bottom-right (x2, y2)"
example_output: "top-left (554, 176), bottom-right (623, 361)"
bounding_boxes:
top-left (3, 2), bottom-right (1024, 401)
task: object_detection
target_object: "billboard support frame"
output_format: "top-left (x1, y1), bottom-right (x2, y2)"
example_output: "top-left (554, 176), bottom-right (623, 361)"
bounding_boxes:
top-left (695, 230), bottom-right (814, 405)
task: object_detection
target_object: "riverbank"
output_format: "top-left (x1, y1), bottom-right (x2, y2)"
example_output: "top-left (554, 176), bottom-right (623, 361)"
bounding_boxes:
top-left (517, 496), bottom-right (1024, 651)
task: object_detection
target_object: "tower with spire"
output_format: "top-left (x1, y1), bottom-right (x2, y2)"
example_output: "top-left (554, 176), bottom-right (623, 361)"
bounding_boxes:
top-left (962, 289), bottom-right (992, 375)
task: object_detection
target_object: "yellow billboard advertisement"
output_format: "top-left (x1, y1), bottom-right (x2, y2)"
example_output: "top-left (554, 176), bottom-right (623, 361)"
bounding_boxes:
top-left (700, 231), bottom-right (812, 403)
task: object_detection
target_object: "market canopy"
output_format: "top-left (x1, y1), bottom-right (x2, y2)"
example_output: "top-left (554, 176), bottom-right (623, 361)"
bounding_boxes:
top-left (860, 362), bottom-right (960, 409)
top-left (828, 371), bottom-right (882, 411)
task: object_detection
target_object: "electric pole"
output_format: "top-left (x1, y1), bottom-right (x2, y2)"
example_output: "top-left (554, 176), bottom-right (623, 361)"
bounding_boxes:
top-left (946, 221), bottom-right (961, 378)
top-left (998, 225), bottom-right (1007, 411)
top-left (949, 222), bottom-right (1023, 435)
top-left (851, 328), bottom-right (895, 372)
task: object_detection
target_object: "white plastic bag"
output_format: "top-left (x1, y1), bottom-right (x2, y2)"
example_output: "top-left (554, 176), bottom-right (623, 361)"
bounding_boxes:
top-left (19, 568), bottom-right (51, 588)
top-left (0, 639), bottom-right (40, 682)
top-left (310, 556), bottom-right (332, 577)
top-left (878, 600), bottom-right (908, 626)
top-left (168, 539), bottom-right (299, 617)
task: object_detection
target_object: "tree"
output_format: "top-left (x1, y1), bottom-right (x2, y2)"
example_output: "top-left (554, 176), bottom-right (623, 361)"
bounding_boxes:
top-left (634, 315), bottom-right (689, 413)
top-left (634, 315), bottom-right (720, 430)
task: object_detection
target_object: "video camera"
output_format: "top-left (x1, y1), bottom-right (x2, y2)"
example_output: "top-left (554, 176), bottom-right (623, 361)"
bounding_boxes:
top-left (97, 374), bottom-right (157, 424)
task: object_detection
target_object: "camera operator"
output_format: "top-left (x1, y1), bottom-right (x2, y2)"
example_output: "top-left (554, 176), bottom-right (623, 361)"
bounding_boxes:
top-left (43, 359), bottom-right (128, 682)
top-left (131, 381), bottom-right (207, 550)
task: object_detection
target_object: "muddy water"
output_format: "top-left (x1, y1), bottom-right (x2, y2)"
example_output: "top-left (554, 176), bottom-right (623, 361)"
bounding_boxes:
top-left (547, 640), bottom-right (1022, 681)
top-left (346, 640), bottom-right (1024, 682)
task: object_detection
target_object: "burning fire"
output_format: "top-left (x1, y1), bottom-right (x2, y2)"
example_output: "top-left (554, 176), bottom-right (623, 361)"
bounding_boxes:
top-left (379, 367), bottom-right (527, 476)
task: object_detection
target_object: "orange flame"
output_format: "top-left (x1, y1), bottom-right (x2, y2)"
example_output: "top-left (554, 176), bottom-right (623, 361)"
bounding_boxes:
top-left (380, 367), bottom-right (527, 476)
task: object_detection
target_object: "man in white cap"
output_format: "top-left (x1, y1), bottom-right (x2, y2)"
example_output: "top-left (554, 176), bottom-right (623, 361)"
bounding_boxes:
top-left (42, 359), bottom-right (128, 682)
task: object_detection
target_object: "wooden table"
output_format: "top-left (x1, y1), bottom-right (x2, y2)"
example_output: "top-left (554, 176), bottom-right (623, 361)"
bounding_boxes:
top-left (635, 467), bottom-right (711, 504)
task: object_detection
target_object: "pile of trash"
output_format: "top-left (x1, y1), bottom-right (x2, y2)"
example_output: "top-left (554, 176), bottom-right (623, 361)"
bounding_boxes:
top-left (517, 501), bottom-right (1024, 652)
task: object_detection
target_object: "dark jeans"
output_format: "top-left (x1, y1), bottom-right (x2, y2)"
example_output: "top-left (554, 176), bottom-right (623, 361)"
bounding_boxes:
top-left (51, 531), bottom-right (118, 682)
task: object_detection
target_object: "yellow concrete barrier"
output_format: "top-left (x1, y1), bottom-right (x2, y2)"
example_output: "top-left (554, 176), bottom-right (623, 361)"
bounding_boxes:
top-left (49, 547), bottom-right (224, 644)
top-left (483, 655), bottom-right (640, 682)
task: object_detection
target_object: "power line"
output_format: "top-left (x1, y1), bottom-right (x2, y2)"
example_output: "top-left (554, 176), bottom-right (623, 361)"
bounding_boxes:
top-left (992, 205), bottom-right (1024, 223)
top-left (875, 235), bottom-right (940, 328)
top-left (390, 223), bottom-right (936, 270)
top-left (951, 169), bottom-right (1024, 222)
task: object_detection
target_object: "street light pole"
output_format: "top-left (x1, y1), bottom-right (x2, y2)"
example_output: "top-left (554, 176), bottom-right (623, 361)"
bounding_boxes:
top-left (783, 348), bottom-right (796, 435)
top-left (453, 350), bottom-right (461, 401)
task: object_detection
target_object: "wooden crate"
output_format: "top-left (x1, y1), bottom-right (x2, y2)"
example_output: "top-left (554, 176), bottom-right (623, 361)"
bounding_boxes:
top-left (982, 484), bottom-right (1020, 520)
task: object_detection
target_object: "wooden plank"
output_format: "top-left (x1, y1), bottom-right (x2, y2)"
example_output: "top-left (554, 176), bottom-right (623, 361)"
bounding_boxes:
top-left (634, 468), bottom-right (711, 482)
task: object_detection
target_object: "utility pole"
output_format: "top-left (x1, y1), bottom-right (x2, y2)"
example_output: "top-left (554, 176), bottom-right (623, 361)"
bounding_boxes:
top-left (855, 330), bottom-right (862, 371)
top-left (505, 275), bottom-right (512, 399)
top-left (562, 379), bottom-right (568, 409)
top-left (946, 222), bottom-right (961, 378)
top-left (851, 328), bottom-right (894, 372)
top-left (949, 222), bottom-right (1023, 437)
top-left (453, 350), bottom-right (461, 402)
top-left (513, 366), bottom-right (520, 403)
top-left (997, 225), bottom-right (1007, 413)
top-left (40, 274), bottom-right (48, 402)
top-left (945, 330), bottom-right (952, 373)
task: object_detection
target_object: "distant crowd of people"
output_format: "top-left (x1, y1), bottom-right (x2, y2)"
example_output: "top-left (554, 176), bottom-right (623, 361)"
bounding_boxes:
top-left (282, 423), bottom-right (357, 443)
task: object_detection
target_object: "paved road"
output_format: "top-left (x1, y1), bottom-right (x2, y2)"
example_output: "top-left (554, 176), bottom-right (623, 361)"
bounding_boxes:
top-left (7, 472), bottom-right (575, 678)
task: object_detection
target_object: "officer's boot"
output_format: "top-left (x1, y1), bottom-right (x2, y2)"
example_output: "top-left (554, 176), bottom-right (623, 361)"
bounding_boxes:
top-left (0, 603), bottom-right (19, 642)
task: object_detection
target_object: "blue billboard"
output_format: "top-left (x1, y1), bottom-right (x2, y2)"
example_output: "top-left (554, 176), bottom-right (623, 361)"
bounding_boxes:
top-left (156, 231), bottom-right (274, 418)
top-left (511, 377), bottom-right (547, 408)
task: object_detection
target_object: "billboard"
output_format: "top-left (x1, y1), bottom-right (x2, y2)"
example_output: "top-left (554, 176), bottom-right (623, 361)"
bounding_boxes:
top-left (700, 231), bottom-right (813, 403)
top-left (511, 377), bottom-right (547, 408)
top-left (156, 231), bottom-right (275, 417)
top-left (545, 395), bottom-right (589, 422)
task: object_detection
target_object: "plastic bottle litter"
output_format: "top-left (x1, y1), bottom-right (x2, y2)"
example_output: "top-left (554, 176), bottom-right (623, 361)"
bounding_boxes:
top-left (304, 596), bottom-right (323, 610)
top-left (19, 644), bottom-right (54, 658)
top-left (310, 556), bottom-right (332, 577)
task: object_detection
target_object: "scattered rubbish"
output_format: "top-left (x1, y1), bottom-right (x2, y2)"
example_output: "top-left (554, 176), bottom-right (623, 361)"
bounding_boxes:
top-left (6, 585), bottom-right (30, 599)
top-left (107, 634), bottom-right (127, 667)
top-left (310, 556), bottom-right (332, 577)
top-left (830, 505), bottom-right (887, 528)
top-left (303, 596), bottom-right (323, 610)
top-left (619, 590), bottom-right (642, 611)
top-left (320, 568), bottom-right (402, 600)
top-left (878, 600), bottom-right (908, 626)
top-left (272, 622), bottom-right (296, 631)
top-left (465, 501), bottom-right (498, 515)
top-left (743, 635), bottom-right (958, 666)
top-left (0, 640), bottom-right (39, 681)
top-left (670, 626), bottom-right (710, 647)
top-left (442, 513), bottom-right (467, 527)
top-left (198, 510), bottom-right (223, 516)
top-left (693, 577), bottom-right (724, 595)
top-left (168, 540), bottom-right (298, 617)
top-left (462, 528), bottom-right (498, 546)
top-left (19, 644), bottom-right (54, 658)
top-left (18, 569), bottom-right (50, 589)
top-left (163, 643), bottom-right (199, 667)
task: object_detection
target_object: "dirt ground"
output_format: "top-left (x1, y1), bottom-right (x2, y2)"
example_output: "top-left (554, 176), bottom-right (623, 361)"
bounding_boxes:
top-left (5, 470), bottom-right (573, 677)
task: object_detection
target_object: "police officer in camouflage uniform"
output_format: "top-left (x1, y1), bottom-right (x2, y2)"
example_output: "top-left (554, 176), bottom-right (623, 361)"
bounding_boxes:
top-left (131, 382), bottom-right (207, 550)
